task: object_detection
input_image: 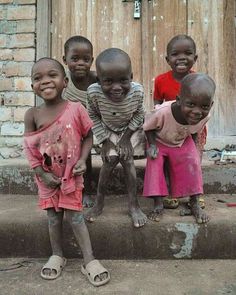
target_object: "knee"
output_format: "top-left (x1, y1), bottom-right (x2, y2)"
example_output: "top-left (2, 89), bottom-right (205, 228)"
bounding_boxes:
top-left (65, 211), bottom-right (85, 227)
top-left (47, 212), bottom-right (62, 227)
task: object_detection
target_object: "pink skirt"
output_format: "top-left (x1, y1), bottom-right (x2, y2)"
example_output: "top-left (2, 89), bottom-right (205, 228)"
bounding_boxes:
top-left (143, 136), bottom-right (203, 198)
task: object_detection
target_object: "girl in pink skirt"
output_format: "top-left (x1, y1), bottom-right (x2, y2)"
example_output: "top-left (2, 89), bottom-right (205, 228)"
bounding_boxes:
top-left (143, 73), bottom-right (215, 224)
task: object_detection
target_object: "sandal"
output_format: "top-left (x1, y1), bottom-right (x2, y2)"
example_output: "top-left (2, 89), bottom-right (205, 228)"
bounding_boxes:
top-left (81, 259), bottom-right (110, 287)
top-left (40, 255), bottom-right (66, 280)
top-left (163, 198), bottom-right (179, 209)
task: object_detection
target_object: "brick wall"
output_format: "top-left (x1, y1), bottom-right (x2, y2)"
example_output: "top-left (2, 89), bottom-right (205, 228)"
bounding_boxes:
top-left (0, 0), bottom-right (36, 159)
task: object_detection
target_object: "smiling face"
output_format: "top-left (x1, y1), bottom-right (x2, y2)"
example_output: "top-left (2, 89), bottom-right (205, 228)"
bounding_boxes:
top-left (177, 82), bottom-right (214, 125)
top-left (31, 59), bottom-right (68, 102)
top-left (63, 42), bottom-right (94, 79)
top-left (166, 38), bottom-right (197, 79)
top-left (97, 57), bottom-right (132, 103)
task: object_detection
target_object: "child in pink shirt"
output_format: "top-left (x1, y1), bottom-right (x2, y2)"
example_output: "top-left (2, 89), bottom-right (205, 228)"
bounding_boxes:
top-left (143, 73), bottom-right (215, 224)
top-left (24, 57), bottom-right (110, 286)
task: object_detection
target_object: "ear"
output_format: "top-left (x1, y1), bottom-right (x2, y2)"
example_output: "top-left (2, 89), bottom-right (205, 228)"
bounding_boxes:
top-left (176, 95), bottom-right (181, 105)
top-left (194, 54), bottom-right (198, 63)
top-left (64, 77), bottom-right (69, 88)
top-left (210, 100), bottom-right (214, 108)
top-left (96, 76), bottom-right (101, 84)
top-left (91, 57), bottom-right (94, 65)
top-left (62, 56), bottom-right (67, 65)
top-left (130, 72), bottom-right (133, 80)
top-left (165, 55), bottom-right (170, 65)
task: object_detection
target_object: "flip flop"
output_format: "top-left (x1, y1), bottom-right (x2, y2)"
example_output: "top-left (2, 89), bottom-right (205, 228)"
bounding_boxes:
top-left (81, 259), bottom-right (110, 287)
top-left (40, 255), bottom-right (66, 280)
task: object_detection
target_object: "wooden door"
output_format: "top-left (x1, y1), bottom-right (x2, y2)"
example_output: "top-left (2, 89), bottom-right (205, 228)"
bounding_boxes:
top-left (50, 0), bottom-right (236, 137)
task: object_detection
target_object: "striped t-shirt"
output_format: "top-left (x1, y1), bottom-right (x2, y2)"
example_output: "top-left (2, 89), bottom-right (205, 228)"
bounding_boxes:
top-left (87, 82), bottom-right (145, 144)
top-left (63, 71), bottom-right (87, 107)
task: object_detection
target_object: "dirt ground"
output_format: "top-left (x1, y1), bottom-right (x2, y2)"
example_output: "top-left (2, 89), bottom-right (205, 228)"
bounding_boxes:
top-left (0, 258), bottom-right (236, 295)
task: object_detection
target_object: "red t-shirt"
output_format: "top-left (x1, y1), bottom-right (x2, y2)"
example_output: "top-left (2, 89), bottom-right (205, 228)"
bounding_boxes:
top-left (153, 71), bottom-right (180, 102)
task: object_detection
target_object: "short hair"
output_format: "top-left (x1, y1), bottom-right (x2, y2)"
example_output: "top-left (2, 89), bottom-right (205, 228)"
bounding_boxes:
top-left (64, 35), bottom-right (93, 55)
top-left (96, 48), bottom-right (131, 70)
top-left (180, 73), bottom-right (216, 98)
top-left (167, 34), bottom-right (196, 55)
top-left (32, 57), bottom-right (66, 77)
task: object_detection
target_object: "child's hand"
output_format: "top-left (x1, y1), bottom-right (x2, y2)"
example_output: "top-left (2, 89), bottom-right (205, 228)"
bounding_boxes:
top-left (41, 172), bottom-right (61, 189)
top-left (146, 144), bottom-right (158, 159)
top-left (101, 139), bottom-right (116, 162)
top-left (73, 159), bottom-right (86, 176)
top-left (117, 138), bottom-right (133, 160)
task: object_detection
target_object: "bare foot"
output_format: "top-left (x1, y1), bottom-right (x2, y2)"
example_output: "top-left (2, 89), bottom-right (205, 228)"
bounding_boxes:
top-left (84, 204), bottom-right (103, 222)
top-left (82, 194), bottom-right (94, 208)
top-left (148, 196), bottom-right (164, 222)
top-left (190, 203), bottom-right (209, 224)
top-left (148, 208), bottom-right (163, 222)
top-left (129, 207), bottom-right (147, 228)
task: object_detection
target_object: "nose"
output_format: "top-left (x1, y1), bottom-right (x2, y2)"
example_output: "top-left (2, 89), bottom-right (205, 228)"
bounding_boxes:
top-left (41, 76), bottom-right (50, 84)
top-left (177, 53), bottom-right (186, 60)
top-left (192, 106), bottom-right (202, 117)
top-left (112, 82), bottom-right (122, 91)
top-left (78, 59), bottom-right (85, 65)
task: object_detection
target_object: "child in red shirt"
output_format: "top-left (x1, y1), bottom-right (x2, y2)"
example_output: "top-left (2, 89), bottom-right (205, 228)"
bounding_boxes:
top-left (153, 34), bottom-right (205, 209)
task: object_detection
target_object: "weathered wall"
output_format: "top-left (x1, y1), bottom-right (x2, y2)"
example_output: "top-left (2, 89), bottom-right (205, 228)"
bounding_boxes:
top-left (0, 0), bottom-right (35, 159)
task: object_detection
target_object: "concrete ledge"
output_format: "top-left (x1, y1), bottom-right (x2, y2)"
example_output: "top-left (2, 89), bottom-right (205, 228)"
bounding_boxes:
top-left (1, 157), bottom-right (236, 195)
top-left (0, 194), bottom-right (236, 259)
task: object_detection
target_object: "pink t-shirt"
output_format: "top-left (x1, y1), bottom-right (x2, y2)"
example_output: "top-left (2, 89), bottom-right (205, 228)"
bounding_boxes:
top-left (143, 101), bottom-right (210, 147)
top-left (24, 101), bottom-right (93, 199)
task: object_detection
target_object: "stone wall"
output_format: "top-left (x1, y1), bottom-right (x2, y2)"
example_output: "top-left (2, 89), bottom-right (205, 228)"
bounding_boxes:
top-left (0, 0), bottom-right (36, 159)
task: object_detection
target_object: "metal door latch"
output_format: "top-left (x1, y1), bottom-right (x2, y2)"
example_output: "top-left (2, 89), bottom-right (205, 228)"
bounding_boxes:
top-left (134, 0), bottom-right (141, 19)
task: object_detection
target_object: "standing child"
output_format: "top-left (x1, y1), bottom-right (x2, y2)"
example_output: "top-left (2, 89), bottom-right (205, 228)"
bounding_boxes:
top-left (63, 35), bottom-right (97, 208)
top-left (24, 57), bottom-right (110, 286)
top-left (85, 48), bottom-right (147, 228)
top-left (153, 34), bottom-right (206, 209)
top-left (143, 73), bottom-right (215, 224)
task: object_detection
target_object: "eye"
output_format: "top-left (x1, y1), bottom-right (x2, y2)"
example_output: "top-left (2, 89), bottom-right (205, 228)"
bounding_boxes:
top-left (120, 78), bottom-right (129, 84)
top-left (202, 105), bottom-right (210, 110)
top-left (71, 56), bottom-right (78, 62)
top-left (33, 76), bottom-right (40, 82)
top-left (185, 102), bottom-right (195, 107)
top-left (103, 79), bottom-right (112, 86)
top-left (49, 72), bottom-right (58, 78)
top-left (185, 51), bottom-right (194, 55)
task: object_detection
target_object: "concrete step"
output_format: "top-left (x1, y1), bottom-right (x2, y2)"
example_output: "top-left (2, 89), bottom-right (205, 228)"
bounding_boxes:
top-left (1, 157), bottom-right (236, 195)
top-left (1, 194), bottom-right (236, 259)
top-left (1, 258), bottom-right (236, 295)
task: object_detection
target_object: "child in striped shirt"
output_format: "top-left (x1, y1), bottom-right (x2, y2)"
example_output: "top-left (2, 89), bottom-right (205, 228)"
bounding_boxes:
top-left (63, 35), bottom-right (97, 208)
top-left (85, 48), bottom-right (147, 228)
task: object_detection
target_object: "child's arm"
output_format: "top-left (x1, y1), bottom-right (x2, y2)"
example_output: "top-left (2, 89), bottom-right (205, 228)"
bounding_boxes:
top-left (87, 93), bottom-right (109, 144)
top-left (24, 108), bottom-right (36, 133)
top-left (116, 127), bottom-right (134, 160)
top-left (145, 130), bottom-right (158, 159)
top-left (34, 166), bottom-right (61, 188)
top-left (73, 129), bottom-right (93, 175)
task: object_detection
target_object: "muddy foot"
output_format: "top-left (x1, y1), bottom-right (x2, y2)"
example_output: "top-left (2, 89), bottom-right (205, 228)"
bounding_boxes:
top-left (129, 208), bottom-right (147, 228)
top-left (147, 208), bottom-right (163, 222)
top-left (190, 204), bottom-right (209, 224)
